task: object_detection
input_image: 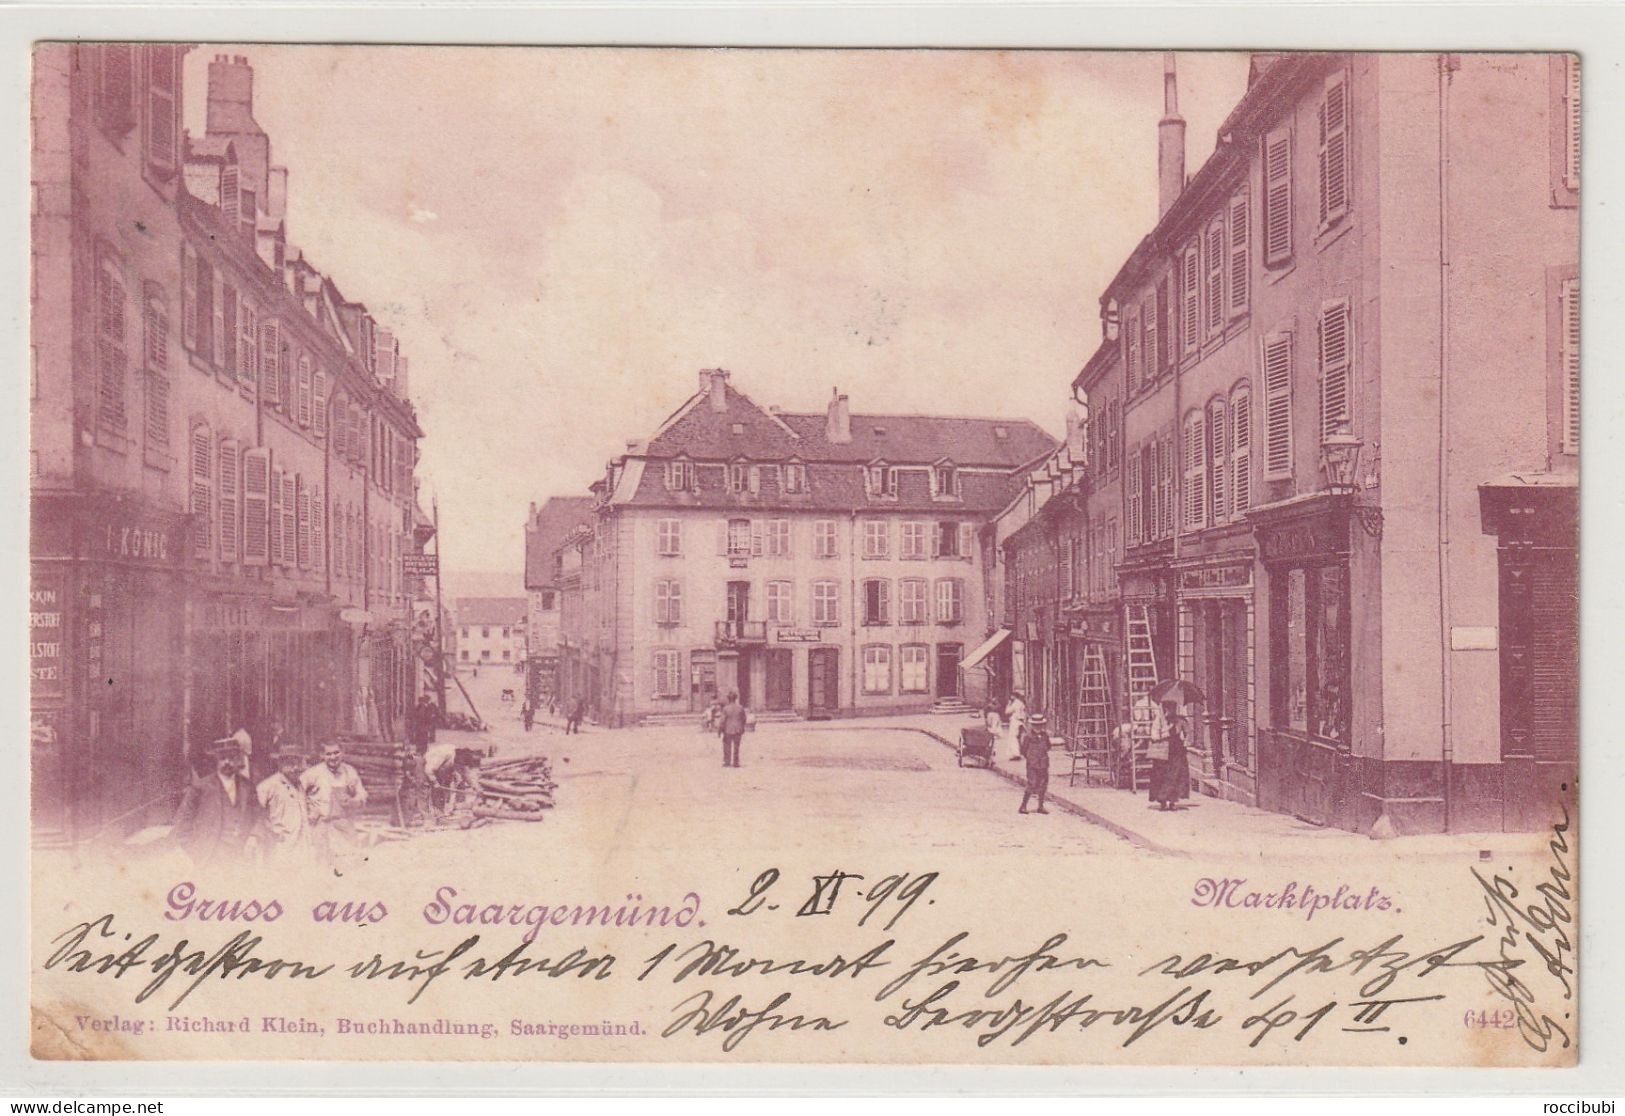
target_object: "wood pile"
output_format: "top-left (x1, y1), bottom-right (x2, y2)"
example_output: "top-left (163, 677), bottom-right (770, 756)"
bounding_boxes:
top-left (339, 739), bottom-right (407, 814)
top-left (471, 755), bottom-right (556, 822)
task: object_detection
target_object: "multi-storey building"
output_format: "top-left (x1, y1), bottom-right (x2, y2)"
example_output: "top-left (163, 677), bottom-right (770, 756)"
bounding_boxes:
top-left (1045, 53), bottom-right (1577, 834)
top-left (453, 598), bottom-right (528, 669)
top-left (522, 496), bottom-right (594, 704)
top-left (30, 47), bottom-right (425, 839)
top-left (551, 369), bottom-right (1055, 724)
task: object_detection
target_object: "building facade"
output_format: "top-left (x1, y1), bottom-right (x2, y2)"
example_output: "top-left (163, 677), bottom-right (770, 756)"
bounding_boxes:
top-left (550, 370), bottom-right (1055, 725)
top-left (1039, 52), bottom-right (1578, 833)
top-left (522, 496), bottom-right (594, 705)
top-left (453, 598), bottom-right (528, 669)
top-left (30, 46), bottom-right (425, 840)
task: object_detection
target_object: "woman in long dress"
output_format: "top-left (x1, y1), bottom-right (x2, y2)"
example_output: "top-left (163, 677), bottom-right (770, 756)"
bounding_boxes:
top-left (1003, 691), bottom-right (1027, 761)
top-left (1148, 701), bottom-right (1192, 810)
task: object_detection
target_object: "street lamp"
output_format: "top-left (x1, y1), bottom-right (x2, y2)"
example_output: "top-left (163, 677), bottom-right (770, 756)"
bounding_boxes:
top-left (1319, 421), bottom-right (1383, 538)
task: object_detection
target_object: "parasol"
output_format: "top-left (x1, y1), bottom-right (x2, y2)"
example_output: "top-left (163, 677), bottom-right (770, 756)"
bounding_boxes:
top-left (1149, 678), bottom-right (1207, 705)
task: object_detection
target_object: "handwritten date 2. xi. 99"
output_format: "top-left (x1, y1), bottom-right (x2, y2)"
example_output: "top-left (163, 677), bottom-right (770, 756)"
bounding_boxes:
top-left (726, 869), bottom-right (936, 932)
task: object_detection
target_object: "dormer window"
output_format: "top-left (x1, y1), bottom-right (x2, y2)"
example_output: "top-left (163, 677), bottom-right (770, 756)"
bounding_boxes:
top-left (727, 463), bottom-right (748, 493)
top-left (866, 463), bottom-right (898, 499)
top-left (784, 462), bottom-right (807, 494)
top-left (933, 462), bottom-right (960, 498)
top-left (664, 459), bottom-right (694, 491)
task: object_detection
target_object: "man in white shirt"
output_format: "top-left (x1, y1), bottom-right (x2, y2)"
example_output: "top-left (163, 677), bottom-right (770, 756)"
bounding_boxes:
top-left (302, 743), bottom-right (367, 871)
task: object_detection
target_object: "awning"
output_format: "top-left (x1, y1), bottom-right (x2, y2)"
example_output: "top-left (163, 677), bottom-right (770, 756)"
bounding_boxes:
top-left (960, 628), bottom-right (1012, 671)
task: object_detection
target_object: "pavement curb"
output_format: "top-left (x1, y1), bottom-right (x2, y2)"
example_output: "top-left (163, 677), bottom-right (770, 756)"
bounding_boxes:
top-left (806, 722), bottom-right (1183, 857)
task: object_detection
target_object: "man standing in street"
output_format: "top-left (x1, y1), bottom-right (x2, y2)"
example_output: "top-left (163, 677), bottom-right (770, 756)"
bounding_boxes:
top-left (719, 690), bottom-right (747, 768)
top-left (1018, 713), bottom-right (1052, 815)
top-left (173, 736), bottom-right (255, 866)
top-left (566, 697), bottom-right (587, 735)
top-left (256, 744), bottom-right (312, 865)
top-left (303, 743), bottom-right (368, 872)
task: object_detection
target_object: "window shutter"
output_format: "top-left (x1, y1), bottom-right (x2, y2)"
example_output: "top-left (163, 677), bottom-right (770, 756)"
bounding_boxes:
top-left (1125, 310), bottom-right (1141, 394)
top-left (313, 368), bottom-right (328, 438)
top-left (1561, 278), bottom-right (1580, 454)
top-left (218, 438), bottom-right (239, 562)
top-left (145, 45), bottom-right (177, 170)
top-left (238, 301), bottom-right (257, 389)
top-left (144, 370), bottom-right (169, 449)
top-left (1205, 221), bottom-right (1225, 335)
top-left (1181, 244), bottom-right (1200, 354)
top-left (1126, 449), bottom-right (1142, 546)
top-left (143, 291), bottom-right (168, 371)
top-left (296, 476), bottom-right (311, 569)
top-left (1565, 58), bottom-right (1580, 191)
top-left (241, 448), bottom-right (269, 565)
top-left (311, 483), bottom-right (324, 572)
top-left (180, 244), bottom-right (197, 350)
top-left (1160, 436), bottom-right (1175, 539)
top-left (298, 356), bottom-right (313, 427)
top-left (96, 254), bottom-right (127, 426)
top-left (259, 320), bottom-right (278, 404)
top-left (1263, 128), bottom-right (1293, 265)
top-left (283, 472), bottom-right (297, 568)
top-left (220, 164), bottom-right (240, 228)
top-left (98, 45), bottom-right (135, 134)
top-left (1142, 292), bottom-right (1159, 378)
top-left (212, 274), bottom-right (228, 373)
top-left (269, 466), bottom-right (284, 565)
top-left (1228, 192), bottom-right (1250, 315)
top-left (1184, 412), bottom-right (1207, 531)
top-left (1145, 443), bottom-right (1160, 541)
top-left (1262, 332), bottom-right (1294, 477)
top-left (1318, 72), bottom-right (1350, 227)
top-left (190, 426), bottom-right (212, 559)
top-left (959, 523), bottom-right (975, 561)
top-left (1231, 389), bottom-right (1252, 515)
top-left (750, 522), bottom-right (763, 557)
top-left (1156, 275), bottom-right (1173, 369)
top-left (1208, 399), bottom-right (1228, 523)
top-left (1319, 301), bottom-right (1353, 439)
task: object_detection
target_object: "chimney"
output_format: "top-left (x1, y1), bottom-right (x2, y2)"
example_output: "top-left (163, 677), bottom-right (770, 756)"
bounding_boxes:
top-left (529, 501), bottom-right (538, 523)
top-left (699, 368), bottom-right (729, 413)
top-left (1158, 52), bottom-right (1187, 218)
top-left (826, 388), bottom-right (851, 444)
top-left (206, 54), bottom-right (258, 135)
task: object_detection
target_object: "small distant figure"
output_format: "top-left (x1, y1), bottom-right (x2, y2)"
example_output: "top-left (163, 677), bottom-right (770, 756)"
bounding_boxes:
top-left (521, 700), bottom-right (535, 733)
top-left (1148, 701), bottom-right (1192, 811)
top-left (1003, 690), bottom-right (1028, 762)
top-left (172, 734), bottom-right (254, 865)
top-left (719, 691), bottom-right (747, 768)
top-left (701, 696), bottom-right (723, 734)
top-left (1018, 713), bottom-right (1051, 815)
top-left (566, 697), bottom-right (587, 735)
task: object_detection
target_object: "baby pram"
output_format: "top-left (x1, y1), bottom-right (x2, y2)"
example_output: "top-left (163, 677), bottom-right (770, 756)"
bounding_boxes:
top-left (957, 725), bottom-right (996, 768)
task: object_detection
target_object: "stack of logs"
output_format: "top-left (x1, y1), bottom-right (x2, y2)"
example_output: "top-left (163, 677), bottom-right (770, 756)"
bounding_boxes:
top-left (473, 755), bottom-right (557, 822)
top-left (339, 738), bottom-right (407, 813)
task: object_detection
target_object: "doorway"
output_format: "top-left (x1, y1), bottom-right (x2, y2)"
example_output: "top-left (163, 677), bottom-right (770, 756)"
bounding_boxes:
top-left (935, 643), bottom-right (962, 699)
top-left (765, 648), bottom-right (794, 711)
top-left (688, 650), bottom-right (717, 713)
top-left (808, 647), bottom-right (839, 719)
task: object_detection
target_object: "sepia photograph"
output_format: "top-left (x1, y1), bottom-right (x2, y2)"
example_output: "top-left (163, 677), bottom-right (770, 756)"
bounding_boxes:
top-left (25, 36), bottom-right (1584, 1075)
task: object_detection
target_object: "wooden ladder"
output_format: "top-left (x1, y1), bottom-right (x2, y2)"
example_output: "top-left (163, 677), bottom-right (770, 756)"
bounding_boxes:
top-left (1124, 604), bottom-right (1160, 791)
top-left (1068, 643), bottom-right (1114, 786)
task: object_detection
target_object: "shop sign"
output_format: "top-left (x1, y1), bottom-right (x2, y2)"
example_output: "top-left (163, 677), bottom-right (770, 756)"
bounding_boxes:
top-left (1179, 563), bottom-right (1253, 591)
top-left (1258, 517), bottom-right (1345, 563)
top-left (775, 628), bottom-right (822, 643)
top-left (401, 553), bottom-right (439, 577)
top-left (29, 570), bottom-right (64, 699)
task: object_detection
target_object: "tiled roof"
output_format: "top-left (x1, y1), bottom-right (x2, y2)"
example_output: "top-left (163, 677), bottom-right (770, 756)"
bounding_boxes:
top-left (625, 460), bottom-right (1023, 515)
top-left (524, 496), bottom-right (596, 588)
top-left (452, 597), bottom-right (528, 626)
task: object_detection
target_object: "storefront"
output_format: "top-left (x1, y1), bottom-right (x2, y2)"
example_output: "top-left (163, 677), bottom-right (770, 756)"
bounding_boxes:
top-left (31, 494), bottom-right (188, 841)
top-left (1251, 496), bottom-right (1354, 829)
top-left (1062, 606), bottom-right (1122, 739)
top-left (1173, 556), bottom-right (1257, 804)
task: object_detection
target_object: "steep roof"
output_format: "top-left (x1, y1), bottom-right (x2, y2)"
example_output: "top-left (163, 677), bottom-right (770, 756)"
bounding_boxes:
top-left (524, 496), bottom-right (596, 589)
top-left (624, 459), bottom-right (1024, 514)
top-left (452, 597), bottom-right (528, 627)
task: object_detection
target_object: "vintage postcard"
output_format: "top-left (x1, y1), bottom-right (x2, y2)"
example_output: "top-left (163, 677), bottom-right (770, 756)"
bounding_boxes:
top-left (27, 44), bottom-right (1579, 1068)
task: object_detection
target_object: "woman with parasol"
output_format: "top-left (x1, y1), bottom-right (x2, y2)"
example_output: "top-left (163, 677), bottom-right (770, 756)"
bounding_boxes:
top-left (1146, 678), bottom-right (1204, 810)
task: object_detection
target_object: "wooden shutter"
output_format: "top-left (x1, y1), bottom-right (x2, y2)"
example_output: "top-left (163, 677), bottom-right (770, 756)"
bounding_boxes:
top-left (1184, 411), bottom-right (1207, 531)
top-left (220, 164), bottom-right (240, 228)
top-left (219, 282), bottom-right (236, 377)
top-left (750, 521), bottom-right (763, 557)
top-left (282, 473), bottom-right (297, 570)
top-left (1262, 332), bottom-right (1294, 477)
top-left (1228, 191), bottom-right (1250, 316)
top-left (1205, 220), bottom-right (1225, 336)
top-left (1529, 550), bottom-right (1578, 762)
top-left (298, 356), bottom-right (313, 427)
top-left (189, 425), bottom-right (212, 559)
top-left (1125, 309), bottom-right (1141, 394)
top-left (145, 45), bottom-right (177, 170)
top-left (1208, 398), bottom-right (1228, 523)
top-left (1160, 436), bottom-right (1175, 538)
top-left (310, 482), bottom-right (324, 573)
top-left (1263, 127), bottom-right (1293, 265)
top-left (241, 449), bottom-right (270, 565)
top-left (218, 438), bottom-right (239, 562)
top-left (1181, 243), bottom-right (1200, 353)
top-left (1561, 278), bottom-right (1579, 454)
top-left (1142, 291), bottom-right (1159, 378)
top-left (959, 523), bottom-right (975, 561)
top-left (1126, 449), bottom-right (1142, 546)
top-left (269, 466), bottom-right (283, 565)
top-left (1318, 72), bottom-right (1350, 227)
top-left (238, 302), bottom-right (257, 388)
top-left (96, 253), bottom-right (127, 426)
top-left (313, 368), bottom-right (328, 438)
top-left (143, 370), bottom-right (169, 449)
top-left (1156, 275), bottom-right (1173, 370)
top-left (1231, 388), bottom-right (1252, 515)
top-left (1146, 442), bottom-right (1161, 541)
top-left (260, 320), bottom-right (280, 404)
top-left (1319, 301), bottom-right (1353, 439)
top-left (296, 476), bottom-right (311, 569)
top-left (1565, 57), bottom-right (1580, 191)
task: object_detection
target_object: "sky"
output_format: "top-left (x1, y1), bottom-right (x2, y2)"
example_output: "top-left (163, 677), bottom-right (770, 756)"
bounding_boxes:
top-left (184, 46), bottom-right (1250, 582)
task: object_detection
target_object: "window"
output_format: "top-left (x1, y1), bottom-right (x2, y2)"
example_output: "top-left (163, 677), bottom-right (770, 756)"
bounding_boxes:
top-left (657, 518), bottom-right (682, 556)
top-left (899, 578), bottom-right (928, 625)
top-left (812, 580), bottom-right (840, 625)
top-left (96, 249), bottom-right (127, 427)
top-left (665, 460), bottom-right (693, 491)
top-left (482, 650), bottom-right (491, 661)
top-left (1228, 191), bottom-right (1251, 317)
top-left (862, 645), bottom-right (893, 694)
top-left (814, 519), bottom-right (838, 558)
top-left (217, 438), bottom-right (239, 562)
top-left (863, 579), bottom-right (890, 626)
top-left (503, 650), bottom-right (512, 661)
top-left (1208, 397), bottom-right (1229, 524)
top-left (901, 521), bottom-right (927, 560)
top-left (1183, 409), bottom-right (1208, 532)
top-left (727, 463), bottom-right (747, 493)
top-left (502, 627), bottom-right (511, 639)
top-left (1142, 292), bottom-right (1160, 381)
top-left (1230, 386), bottom-right (1253, 516)
top-left (653, 649), bottom-right (682, 698)
top-left (482, 627), bottom-right (491, 639)
top-left (461, 650), bottom-right (469, 662)
top-left (144, 45), bottom-right (178, 172)
top-left (1318, 70), bottom-right (1350, 228)
top-left (1205, 218), bottom-right (1226, 338)
top-left (726, 518), bottom-right (751, 557)
top-left (142, 285), bottom-right (169, 449)
top-left (900, 644), bottom-right (929, 693)
top-left (767, 580), bottom-right (793, 623)
top-left (461, 628), bottom-right (469, 639)
top-left (1125, 308), bottom-right (1141, 394)
top-left (1180, 241), bottom-right (1200, 356)
top-left (1559, 276), bottom-right (1579, 455)
top-left (237, 299), bottom-right (257, 389)
top-left (1319, 301), bottom-right (1353, 440)
top-left (933, 464), bottom-right (959, 498)
top-left (866, 464), bottom-right (898, 498)
top-left (935, 578), bottom-right (964, 624)
top-left (541, 590), bottom-right (556, 610)
top-left (1263, 126), bottom-right (1294, 266)
top-left (934, 520), bottom-right (971, 559)
top-left (863, 519), bottom-right (890, 559)
top-left (765, 519), bottom-right (791, 557)
top-left (189, 424), bottom-right (212, 558)
top-left (1272, 564), bottom-right (1349, 744)
top-left (1261, 331), bottom-right (1294, 478)
top-left (784, 462), bottom-right (807, 493)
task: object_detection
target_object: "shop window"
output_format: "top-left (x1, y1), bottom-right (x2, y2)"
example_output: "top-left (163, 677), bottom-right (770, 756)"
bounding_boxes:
top-left (1271, 564), bottom-right (1349, 744)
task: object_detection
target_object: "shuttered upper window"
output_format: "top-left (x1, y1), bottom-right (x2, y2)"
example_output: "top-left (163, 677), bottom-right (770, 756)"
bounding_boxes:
top-left (96, 249), bottom-right (127, 428)
top-left (1319, 301), bottom-right (1353, 440)
top-left (1228, 191), bottom-right (1250, 317)
top-left (189, 424), bottom-right (212, 559)
top-left (1142, 290), bottom-right (1160, 379)
top-left (1124, 309), bottom-right (1142, 395)
top-left (1204, 219), bottom-right (1226, 338)
top-left (1262, 331), bottom-right (1294, 479)
top-left (1560, 277), bottom-right (1579, 456)
top-left (1262, 127), bottom-right (1293, 267)
top-left (1183, 409), bottom-right (1208, 532)
top-left (1180, 242), bottom-right (1200, 355)
top-left (1230, 385), bottom-right (1253, 517)
top-left (1318, 71), bottom-right (1351, 229)
top-left (1208, 397), bottom-right (1229, 524)
top-left (1125, 448), bottom-right (1142, 547)
top-left (218, 438), bottom-right (239, 562)
top-left (144, 45), bottom-right (178, 174)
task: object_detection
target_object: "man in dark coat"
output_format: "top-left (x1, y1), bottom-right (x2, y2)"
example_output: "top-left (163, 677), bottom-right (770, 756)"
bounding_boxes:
top-left (173, 737), bottom-right (256, 865)
top-left (719, 691), bottom-right (748, 768)
top-left (1018, 713), bottom-right (1051, 815)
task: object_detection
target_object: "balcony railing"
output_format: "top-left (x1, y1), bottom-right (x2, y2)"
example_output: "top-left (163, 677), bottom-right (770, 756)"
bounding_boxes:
top-left (714, 620), bottom-right (767, 646)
